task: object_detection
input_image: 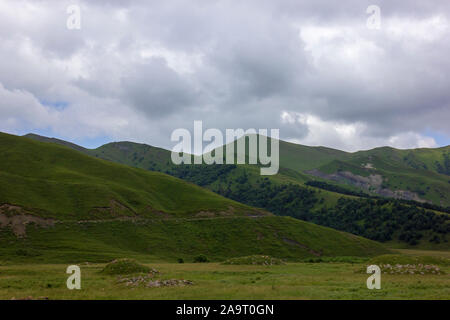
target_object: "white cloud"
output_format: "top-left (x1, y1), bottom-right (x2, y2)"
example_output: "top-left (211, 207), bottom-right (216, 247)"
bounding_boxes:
top-left (0, 83), bottom-right (57, 132)
top-left (281, 111), bottom-right (437, 151)
top-left (0, 0), bottom-right (448, 151)
top-left (386, 15), bottom-right (449, 43)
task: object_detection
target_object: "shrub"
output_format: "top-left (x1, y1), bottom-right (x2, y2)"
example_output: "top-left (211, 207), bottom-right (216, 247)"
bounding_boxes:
top-left (193, 254), bottom-right (208, 263)
top-left (15, 248), bottom-right (41, 257)
top-left (222, 255), bottom-right (285, 265)
top-left (302, 257), bottom-right (323, 263)
top-left (101, 258), bottom-right (151, 275)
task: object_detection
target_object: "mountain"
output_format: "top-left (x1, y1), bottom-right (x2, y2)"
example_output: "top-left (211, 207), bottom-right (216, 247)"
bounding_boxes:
top-left (4, 133), bottom-right (262, 219)
top-left (307, 145), bottom-right (450, 207)
top-left (35, 132), bottom-right (448, 207)
top-left (22, 133), bottom-right (449, 248)
top-left (23, 133), bottom-right (89, 153)
top-left (278, 139), bottom-right (349, 172)
top-left (0, 132), bottom-right (388, 262)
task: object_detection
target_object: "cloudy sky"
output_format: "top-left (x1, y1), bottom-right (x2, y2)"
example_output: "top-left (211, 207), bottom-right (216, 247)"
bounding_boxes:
top-left (1, 0), bottom-right (449, 151)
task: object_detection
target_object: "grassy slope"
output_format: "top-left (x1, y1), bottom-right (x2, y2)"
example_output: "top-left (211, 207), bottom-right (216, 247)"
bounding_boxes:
top-left (357, 147), bottom-right (450, 206)
top-left (0, 216), bottom-right (387, 263)
top-left (278, 139), bottom-right (349, 172)
top-left (354, 145), bottom-right (450, 174)
top-left (20, 133), bottom-right (349, 211)
top-left (87, 141), bottom-right (173, 172)
top-left (1, 132), bottom-right (261, 219)
top-left (23, 133), bottom-right (449, 222)
top-left (83, 137), bottom-right (449, 250)
top-left (19, 133), bottom-right (450, 250)
top-left (19, 134), bottom-right (367, 200)
top-left (314, 147), bottom-right (450, 206)
top-left (276, 140), bottom-right (450, 206)
top-left (23, 133), bottom-right (89, 153)
top-left (90, 137), bottom-right (352, 206)
top-left (0, 132), bottom-right (388, 262)
top-left (87, 135), bottom-right (450, 206)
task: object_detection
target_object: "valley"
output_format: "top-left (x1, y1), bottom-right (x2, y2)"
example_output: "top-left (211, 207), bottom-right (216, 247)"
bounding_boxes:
top-left (0, 131), bottom-right (448, 300)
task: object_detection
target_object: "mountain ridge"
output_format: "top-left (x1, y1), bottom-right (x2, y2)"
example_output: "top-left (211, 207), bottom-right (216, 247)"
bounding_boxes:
top-left (23, 132), bottom-right (450, 207)
top-left (0, 131), bottom-right (390, 262)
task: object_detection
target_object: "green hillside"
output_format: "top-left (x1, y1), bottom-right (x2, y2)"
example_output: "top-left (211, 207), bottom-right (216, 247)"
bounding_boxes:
top-left (0, 216), bottom-right (388, 263)
top-left (90, 134), bottom-right (450, 208)
top-left (0, 132), bottom-right (389, 262)
top-left (309, 147), bottom-right (450, 206)
top-left (278, 139), bottom-right (349, 172)
top-left (21, 133), bottom-right (449, 249)
top-left (23, 133), bottom-right (89, 153)
top-left (1, 133), bottom-right (267, 220)
top-left (23, 134), bottom-right (342, 208)
top-left (88, 141), bottom-right (173, 172)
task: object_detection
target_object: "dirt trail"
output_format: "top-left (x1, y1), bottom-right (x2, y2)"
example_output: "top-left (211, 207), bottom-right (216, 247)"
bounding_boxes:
top-left (282, 237), bottom-right (322, 256)
top-left (0, 203), bottom-right (267, 237)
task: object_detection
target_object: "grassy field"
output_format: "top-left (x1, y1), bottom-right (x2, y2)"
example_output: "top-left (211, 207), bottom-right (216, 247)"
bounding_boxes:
top-left (0, 217), bottom-right (388, 264)
top-left (0, 260), bottom-right (448, 300)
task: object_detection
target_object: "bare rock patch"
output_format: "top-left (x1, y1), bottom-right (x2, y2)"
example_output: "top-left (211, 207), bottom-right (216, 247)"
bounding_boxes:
top-left (0, 204), bottom-right (55, 237)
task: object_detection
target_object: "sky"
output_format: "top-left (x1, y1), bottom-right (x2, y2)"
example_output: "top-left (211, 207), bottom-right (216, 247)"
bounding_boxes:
top-left (0, 0), bottom-right (449, 151)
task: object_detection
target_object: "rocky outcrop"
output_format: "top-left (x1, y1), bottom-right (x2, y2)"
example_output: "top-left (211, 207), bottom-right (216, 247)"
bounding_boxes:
top-left (306, 170), bottom-right (428, 203)
top-left (0, 204), bottom-right (55, 237)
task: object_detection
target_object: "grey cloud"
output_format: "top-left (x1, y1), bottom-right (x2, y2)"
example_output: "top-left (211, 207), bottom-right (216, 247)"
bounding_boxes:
top-left (121, 58), bottom-right (198, 118)
top-left (0, 0), bottom-right (449, 150)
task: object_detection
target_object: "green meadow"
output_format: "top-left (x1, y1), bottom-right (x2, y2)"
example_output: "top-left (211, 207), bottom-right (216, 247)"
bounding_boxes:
top-left (0, 258), bottom-right (448, 300)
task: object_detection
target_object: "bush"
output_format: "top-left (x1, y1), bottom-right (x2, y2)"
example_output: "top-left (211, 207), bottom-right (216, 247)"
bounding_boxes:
top-left (193, 254), bottom-right (208, 263)
top-left (15, 248), bottom-right (41, 257)
top-left (430, 235), bottom-right (441, 244)
top-left (302, 257), bottom-right (323, 263)
top-left (101, 258), bottom-right (151, 275)
top-left (222, 255), bottom-right (285, 265)
top-left (301, 256), bottom-right (368, 264)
